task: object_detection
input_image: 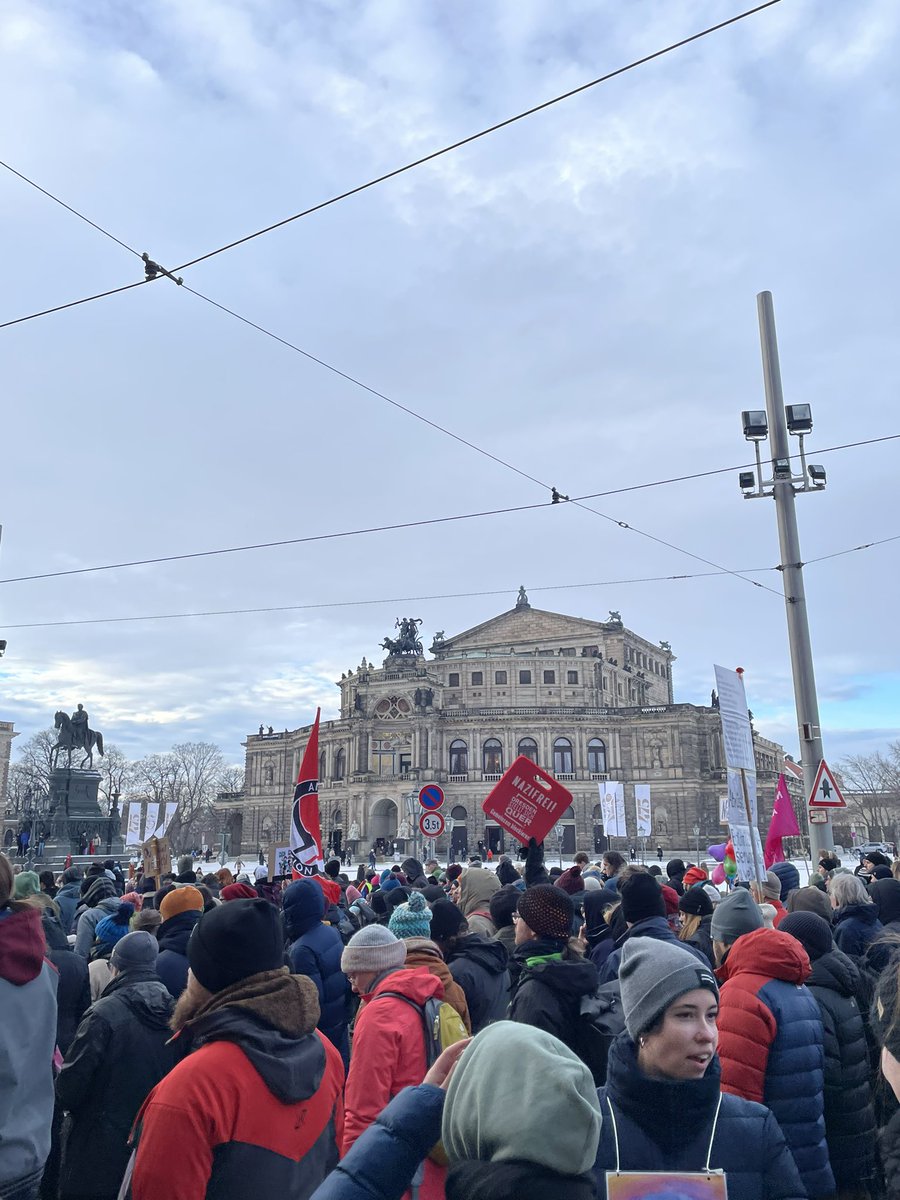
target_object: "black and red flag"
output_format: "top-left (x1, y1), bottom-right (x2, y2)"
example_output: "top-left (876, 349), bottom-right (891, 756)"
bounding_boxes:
top-left (290, 708), bottom-right (325, 878)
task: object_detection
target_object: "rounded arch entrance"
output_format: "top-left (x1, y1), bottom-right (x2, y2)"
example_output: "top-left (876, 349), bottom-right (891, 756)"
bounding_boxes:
top-left (369, 797), bottom-right (399, 845)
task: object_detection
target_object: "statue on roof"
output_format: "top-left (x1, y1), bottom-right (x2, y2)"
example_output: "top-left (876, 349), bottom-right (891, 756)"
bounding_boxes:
top-left (608, 610), bottom-right (623, 626)
top-left (516, 586), bottom-right (530, 610)
top-left (381, 617), bottom-right (424, 657)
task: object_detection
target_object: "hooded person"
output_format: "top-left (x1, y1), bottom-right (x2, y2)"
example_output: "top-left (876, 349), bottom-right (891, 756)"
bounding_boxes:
top-left (132, 899), bottom-right (344, 1200)
top-left (780, 912), bottom-right (877, 1192)
top-left (488, 885), bottom-right (520, 958)
top-left (678, 886), bottom-right (715, 967)
top-left (592, 939), bottom-right (806, 1200)
top-left (0, 854), bottom-right (58, 1200)
top-left (390, 891), bottom-right (471, 1033)
top-left (57, 933), bottom-right (176, 1200)
top-left (495, 858), bottom-right (521, 887)
top-left (770, 860), bottom-right (801, 901)
top-left (13, 870), bottom-right (41, 900)
top-left (785, 885), bottom-right (833, 922)
top-left (283, 877), bottom-right (352, 1069)
top-left (220, 882), bottom-right (258, 901)
top-left (871, 955), bottom-right (900, 1200)
top-left (582, 887), bottom-right (618, 970)
top-left (712, 892), bottom-right (834, 1199)
top-left (430, 899), bottom-right (509, 1034)
top-left (869, 877), bottom-right (900, 936)
top-left (88, 901), bottom-right (136, 1000)
top-left (400, 857), bottom-right (428, 889)
top-left (555, 852), bottom-right (591, 897)
top-left (22, 896), bottom-right (89, 1055)
top-left (456, 868), bottom-right (500, 937)
top-left (598, 872), bottom-right (708, 983)
top-left (665, 858), bottom-right (687, 895)
top-left (340, 926), bottom-right (447, 1200)
top-left (54, 866), bottom-right (84, 935)
top-left (155, 885), bottom-right (205, 999)
top-left (508, 886), bottom-right (601, 1075)
top-left (72, 874), bottom-right (120, 958)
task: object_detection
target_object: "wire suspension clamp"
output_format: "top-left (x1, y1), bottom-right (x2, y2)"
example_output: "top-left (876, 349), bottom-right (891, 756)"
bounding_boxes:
top-left (142, 252), bottom-right (183, 286)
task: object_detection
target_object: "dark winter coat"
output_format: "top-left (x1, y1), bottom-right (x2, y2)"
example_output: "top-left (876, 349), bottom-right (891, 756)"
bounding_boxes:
top-left (598, 915), bottom-right (709, 984)
top-left (684, 914), bottom-right (716, 968)
top-left (54, 883), bottom-right (82, 936)
top-left (73, 892), bottom-right (120, 958)
top-left (593, 1034), bottom-right (805, 1200)
top-left (288, 923), bottom-right (351, 1068)
top-left (446, 934), bottom-right (509, 1033)
top-left (804, 948), bottom-right (876, 1185)
top-left (583, 890), bottom-right (616, 971)
top-left (56, 970), bottom-right (176, 1199)
top-left (155, 908), bottom-right (201, 999)
top-left (508, 938), bottom-right (599, 1065)
top-left (833, 902), bottom-right (883, 960)
top-left (42, 914), bottom-right (90, 1054)
top-left (880, 1108), bottom-right (900, 1200)
top-left (716, 926), bottom-right (833, 1198)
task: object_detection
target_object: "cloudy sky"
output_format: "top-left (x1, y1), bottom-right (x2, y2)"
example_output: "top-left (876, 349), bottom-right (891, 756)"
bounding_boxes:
top-left (1, 0), bottom-right (898, 770)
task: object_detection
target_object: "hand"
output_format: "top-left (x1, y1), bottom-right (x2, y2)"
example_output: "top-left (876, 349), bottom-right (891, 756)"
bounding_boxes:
top-left (423, 1038), bottom-right (471, 1091)
top-left (576, 922), bottom-right (588, 952)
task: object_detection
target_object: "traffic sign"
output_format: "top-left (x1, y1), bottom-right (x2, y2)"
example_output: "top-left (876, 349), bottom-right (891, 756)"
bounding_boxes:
top-left (809, 809), bottom-right (829, 824)
top-left (418, 784), bottom-right (445, 810)
top-left (808, 760), bottom-right (846, 808)
top-left (419, 811), bottom-right (445, 838)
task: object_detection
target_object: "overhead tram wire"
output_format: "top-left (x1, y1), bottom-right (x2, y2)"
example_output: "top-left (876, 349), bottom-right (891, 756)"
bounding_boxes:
top-left (1, 433), bottom-right (896, 586)
top-left (0, 3), bottom-right (783, 331)
top-left (168, 1), bottom-right (783, 274)
top-left (4, 531), bottom-right (897, 632)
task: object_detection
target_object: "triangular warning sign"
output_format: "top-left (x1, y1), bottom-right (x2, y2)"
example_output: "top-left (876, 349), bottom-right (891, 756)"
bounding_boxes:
top-left (808, 760), bottom-right (846, 808)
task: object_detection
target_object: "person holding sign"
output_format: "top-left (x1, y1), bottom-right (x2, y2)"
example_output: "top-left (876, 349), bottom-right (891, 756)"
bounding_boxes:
top-left (592, 939), bottom-right (805, 1200)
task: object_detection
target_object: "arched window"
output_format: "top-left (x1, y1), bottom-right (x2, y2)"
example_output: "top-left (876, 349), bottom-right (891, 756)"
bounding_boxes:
top-left (587, 738), bottom-right (607, 774)
top-left (449, 740), bottom-right (468, 775)
top-left (553, 737), bottom-right (573, 775)
top-left (263, 764), bottom-right (274, 786)
top-left (334, 748), bottom-right (345, 780)
top-left (518, 737), bottom-right (539, 763)
top-left (482, 738), bottom-right (503, 775)
top-left (451, 805), bottom-right (468, 821)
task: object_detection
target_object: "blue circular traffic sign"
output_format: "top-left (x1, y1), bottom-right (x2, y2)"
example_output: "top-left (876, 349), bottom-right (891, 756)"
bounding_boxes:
top-left (418, 784), bottom-right (445, 810)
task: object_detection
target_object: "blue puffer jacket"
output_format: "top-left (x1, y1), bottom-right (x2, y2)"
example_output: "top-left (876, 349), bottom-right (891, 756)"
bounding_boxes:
top-left (717, 927), bottom-right (833, 1198)
top-left (597, 915), bottom-right (709, 984)
top-left (310, 1084), bottom-right (443, 1200)
top-left (593, 1034), bottom-right (806, 1200)
top-left (832, 902), bottom-right (882, 959)
top-left (284, 879), bottom-right (351, 1068)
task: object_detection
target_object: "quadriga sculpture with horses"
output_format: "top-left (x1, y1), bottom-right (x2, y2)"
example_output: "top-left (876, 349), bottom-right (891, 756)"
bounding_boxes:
top-left (52, 705), bottom-right (104, 769)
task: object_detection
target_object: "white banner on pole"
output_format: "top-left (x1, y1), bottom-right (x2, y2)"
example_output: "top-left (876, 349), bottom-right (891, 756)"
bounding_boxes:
top-left (125, 804), bottom-right (143, 847)
top-left (635, 784), bottom-right (652, 837)
top-left (722, 768), bottom-right (758, 827)
top-left (714, 664), bottom-right (756, 771)
top-left (730, 823), bottom-right (767, 884)
top-left (154, 801), bottom-right (178, 839)
top-left (600, 781), bottom-right (627, 838)
top-left (142, 802), bottom-right (160, 844)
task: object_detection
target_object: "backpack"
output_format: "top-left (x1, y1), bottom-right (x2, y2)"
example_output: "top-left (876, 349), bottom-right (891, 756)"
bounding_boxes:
top-left (377, 991), bottom-right (468, 1067)
top-left (577, 979), bottom-right (626, 1085)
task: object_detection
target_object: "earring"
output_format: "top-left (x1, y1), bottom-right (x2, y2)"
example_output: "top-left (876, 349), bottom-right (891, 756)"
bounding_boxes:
top-left (639, 1036), bottom-right (645, 1047)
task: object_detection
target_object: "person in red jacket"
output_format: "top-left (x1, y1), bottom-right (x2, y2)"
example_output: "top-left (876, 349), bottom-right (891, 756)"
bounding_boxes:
top-left (131, 899), bottom-right (344, 1200)
top-left (340, 925), bottom-right (445, 1200)
top-left (753, 871), bottom-right (788, 927)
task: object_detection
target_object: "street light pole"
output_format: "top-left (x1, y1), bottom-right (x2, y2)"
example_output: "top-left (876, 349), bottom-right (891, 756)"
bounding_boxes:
top-left (746, 291), bottom-right (831, 859)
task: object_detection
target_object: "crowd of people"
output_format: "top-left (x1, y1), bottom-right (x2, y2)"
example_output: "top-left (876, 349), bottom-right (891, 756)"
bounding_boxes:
top-left (3, 841), bottom-right (900, 1200)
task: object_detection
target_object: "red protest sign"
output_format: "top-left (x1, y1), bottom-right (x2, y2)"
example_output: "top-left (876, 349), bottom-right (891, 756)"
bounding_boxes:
top-left (482, 756), bottom-right (573, 844)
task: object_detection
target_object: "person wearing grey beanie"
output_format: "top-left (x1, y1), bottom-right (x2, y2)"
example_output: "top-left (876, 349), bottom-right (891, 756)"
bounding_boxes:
top-left (710, 888), bottom-right (764, 962)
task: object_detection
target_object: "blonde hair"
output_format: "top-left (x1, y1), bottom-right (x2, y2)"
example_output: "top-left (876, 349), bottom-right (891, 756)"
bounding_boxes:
top-left (678, 913), bottom-right (701, 942)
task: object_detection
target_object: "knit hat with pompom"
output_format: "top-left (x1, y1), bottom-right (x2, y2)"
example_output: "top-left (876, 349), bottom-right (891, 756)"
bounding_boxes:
top-left (388, 889), bottom-right (433, 939)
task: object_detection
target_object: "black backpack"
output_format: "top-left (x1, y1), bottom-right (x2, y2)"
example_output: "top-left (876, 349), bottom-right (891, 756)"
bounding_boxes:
top-left (577, 979), bottom-right (626, 1085)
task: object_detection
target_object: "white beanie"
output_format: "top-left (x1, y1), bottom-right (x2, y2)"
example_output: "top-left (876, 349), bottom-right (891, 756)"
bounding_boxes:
top-left (340, 925), bottom-right (406, 974)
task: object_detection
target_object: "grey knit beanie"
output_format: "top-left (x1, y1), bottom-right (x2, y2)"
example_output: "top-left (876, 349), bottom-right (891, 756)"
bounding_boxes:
top-left (340, 924), bottom-right (407, 974)
top-left (111, 930), bottom-right (159, 973)
top-left (710, 888), bottom-right (764, 944)
top-left (619, 938), bottom-right (719, 1039)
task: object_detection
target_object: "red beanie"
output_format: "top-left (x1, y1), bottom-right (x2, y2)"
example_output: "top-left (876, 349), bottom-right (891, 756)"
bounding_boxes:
top-left (683, 867), bottom-right (709, 889)
top-left (221, 883), bottom-right (257, 902)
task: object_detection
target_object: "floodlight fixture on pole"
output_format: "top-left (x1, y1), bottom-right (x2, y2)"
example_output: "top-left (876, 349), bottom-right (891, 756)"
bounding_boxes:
top-left (737, 292), bottom-right (831, 858)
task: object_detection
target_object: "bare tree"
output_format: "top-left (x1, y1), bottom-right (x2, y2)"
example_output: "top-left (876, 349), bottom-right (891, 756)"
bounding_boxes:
top-left (217, 764), bottom-right (245, 796)
top-left (168, 742), bottom-right (225, 850)
top-left (98, 745), bottom-right (131, 816)
top-left (836, 744), bottom-right (900, 842)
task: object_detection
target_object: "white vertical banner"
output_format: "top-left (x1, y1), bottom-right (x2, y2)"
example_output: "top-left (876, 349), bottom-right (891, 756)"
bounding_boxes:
top-left (600, 781), bottom-right (627, 838)
top-left (635, 784), bottom-right (652, 837)
top-left (142, 802), bottom-right (160, 843)
top-left (125, 804), bottom-right (143, 847)
top-left (713, 665), bottom-right (755, 770)
top-left (155, 802), bottom-right (178, 839)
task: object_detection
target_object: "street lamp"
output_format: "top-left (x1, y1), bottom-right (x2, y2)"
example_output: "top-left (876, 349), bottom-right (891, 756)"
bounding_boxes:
top-left (738, 291), bottom-right (831, 857)
top-left (692, 824), bottom-right (700, 863)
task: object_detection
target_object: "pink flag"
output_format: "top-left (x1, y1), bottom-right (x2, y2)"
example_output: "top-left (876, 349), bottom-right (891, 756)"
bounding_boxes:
top-left (764, 774), bottom-right (801, 867)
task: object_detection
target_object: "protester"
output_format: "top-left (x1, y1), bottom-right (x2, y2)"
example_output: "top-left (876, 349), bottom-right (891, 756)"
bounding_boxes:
top-left (221, 881), bottom-right (257, 900)
top-left (770, 860), bottom-right (801, 901)
top-left (390, 891), bottom-right (471, 1032)
top-left (132, 899), bottom-right (344, 1198)
top-left (456, 867), bottom-right (499, 936)
top-left (24, 896), bottom-right (89, 1055)
top-left (57, 932), bottom-right (176, 1200)
top-left (871, 955), bottom-right (900, 1200)
top-left (829, 873), bottom-right (884, 959)
top-left (757, 871), bottom-right (788, 926)
top-left (284, 877), bottom-right (352, 1068)
top-left (88, 901), bottom-right (135, 1000)
top-left (594, 938), bottom-right (806, 1200)
top-left (582, 887), bottom-right (617, 969)
top-left (55, 867), bottom-right (84, 935)
top-left (73, 874), bottom-right (120, 957)
top-left (780, 911), bottom-right (877, 1194)
top-left (0, 854), bottom-right (58, 1200)
top-left (599, 871), bottom-right (708, 982)
top-left (665, 857), bottom-right (687, 895)
top-left (488, 884), bottom-right (519, 958)
top-left (870, 877), bottom-right (900, 936)
top-left (785, 885), bottom-right (833, 921)
top-left (712, 889), bottom-right (834, 1198)
top-left (13, 870), bottom-right (41, 900)
top-left (400, 857), bottom-right (428, 889)
top-left (430, 898), bottom-right (509, 1033)
top-left (155, 885), bottom-right (204, 999)
top-left (555, 851), bottom-right (591, 895)
top-left (601, 850), bottom-right (627, 888)
top-left (495, 854), bottom-right (521, 887)
top-left (173, 855), bottom-right (198, 884)
top-left (678, 885), bottom-right (715, 966)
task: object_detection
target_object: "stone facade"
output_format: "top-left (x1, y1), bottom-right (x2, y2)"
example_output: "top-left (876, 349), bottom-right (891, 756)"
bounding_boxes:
top-left (222, 595), bottom-right (789, 859)
top-left (0, 721), bottom-right (17, 819)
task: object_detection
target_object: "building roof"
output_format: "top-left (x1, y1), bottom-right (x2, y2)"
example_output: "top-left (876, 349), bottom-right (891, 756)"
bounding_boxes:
top-left (438, 604), bottom-right (669, 657)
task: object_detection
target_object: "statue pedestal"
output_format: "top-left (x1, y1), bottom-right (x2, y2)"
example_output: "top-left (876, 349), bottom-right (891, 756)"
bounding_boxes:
top-left (45, 768), bottom-right (124, 858)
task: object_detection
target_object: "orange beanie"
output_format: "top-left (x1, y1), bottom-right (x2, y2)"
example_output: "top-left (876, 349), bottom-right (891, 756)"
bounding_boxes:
top-left (160, 885), bottom-right (204, 921)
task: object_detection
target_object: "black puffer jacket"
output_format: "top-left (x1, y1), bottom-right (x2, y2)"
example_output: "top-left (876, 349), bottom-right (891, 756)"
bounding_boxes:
top-left (446, 934), bottom-right (509, 1033)
top-left (155, 909), bottom-right (201, 999)
top-left (56, 970), bottom-right (176, 1199)
top-left (805, 948), bottom-right (877, 1186)
top-left (684, 914), bottom-right (715, 968)
top-left (42, 913), bottom-right (90, 1054)
top-left (881, 1108), bottom-right (900, 1200)
top-left (508, 938), bottom-right (599, 1062)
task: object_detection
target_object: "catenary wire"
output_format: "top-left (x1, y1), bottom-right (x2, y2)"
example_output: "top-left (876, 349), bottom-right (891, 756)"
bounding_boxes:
top-left (3, 531), bottom-right (895, 631)
top-left (0, 279), bottom-right (154, 330)
top-left (1, 433), bottom-right (896, 586)
top-left (170, 1), bottom-right (783, 273)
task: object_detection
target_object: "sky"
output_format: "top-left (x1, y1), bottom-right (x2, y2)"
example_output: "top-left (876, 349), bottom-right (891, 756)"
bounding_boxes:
top-left (1, 0), bottom-right (899, 770)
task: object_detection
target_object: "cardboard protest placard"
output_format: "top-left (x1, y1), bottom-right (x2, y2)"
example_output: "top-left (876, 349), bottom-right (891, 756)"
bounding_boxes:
top-left (140, 836), bottom-right (171, 882)
top-left (269, 844), bottom-right (292, 880)
top-left (482, 756), bottom-right (573, 845)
